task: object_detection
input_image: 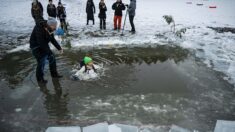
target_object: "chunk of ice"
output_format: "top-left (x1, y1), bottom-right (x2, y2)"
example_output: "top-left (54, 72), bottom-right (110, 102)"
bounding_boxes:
top-left (15, 108), bottom-right (22, 112)
top-left (169, 125), bottom-right (190, 132)
top-left (114, 124), bottom-right (138, 132)
top-left (108, 124), bottom-right (122, 132)
top-left (46, 126), bottom-right (81, 132)
top-left (214, 120), bottom-right (235, 132)
top-left (83, 122), bottom-right (109, 132)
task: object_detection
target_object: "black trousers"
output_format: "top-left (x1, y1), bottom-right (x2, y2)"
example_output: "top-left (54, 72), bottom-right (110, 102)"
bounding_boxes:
top-left (60, 19), bottom-right (67, 31)
top-left (32, 49), bottom-right (58, 81)
top-left (129, 15), bottom-right (135, 31)
top-left (100, 18), bottom-right (106, 29)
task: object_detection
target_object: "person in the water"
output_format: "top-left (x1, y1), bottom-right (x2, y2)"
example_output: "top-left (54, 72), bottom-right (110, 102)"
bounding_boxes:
top-left (80, 56), bottom-right (96, 73)
top-left (72, 55), bottom-right (99, 80)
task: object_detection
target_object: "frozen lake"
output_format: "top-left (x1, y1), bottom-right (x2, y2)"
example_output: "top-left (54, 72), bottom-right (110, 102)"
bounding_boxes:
top-left (0, 0), bottom-right (235, 131)
top-left (0, 45), bottom-right (235, 131)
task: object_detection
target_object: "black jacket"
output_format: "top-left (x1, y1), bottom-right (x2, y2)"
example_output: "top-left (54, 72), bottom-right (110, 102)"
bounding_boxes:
top-left (47, 4), bottom-right (57, 18)
top-left (57, 6), bottom-right (66, 19)
top-left (31, 2), bottom-right (44, 20)
top-left (30, 23), bottom-right (62, 54)
top-left (99, 2), bottom-right (107, 19)
top-left (86, 0), bottom-right (96, 20)
top-left (112, 2), bottom-right (125, 16)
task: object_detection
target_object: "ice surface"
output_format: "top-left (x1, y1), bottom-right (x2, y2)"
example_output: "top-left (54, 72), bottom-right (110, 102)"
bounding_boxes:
top-left (46, 126), bottom-right (81, 132)
top-left (169, 125), bottom-right (190, 132)
top-left (114, 124), bottom-right (139, 132)
top-left (108, 124), bottom-right (122, 132)
top-left (83, 122), bottom-right (109, 132)
top-left (214, 120), bottom-right (235, 132)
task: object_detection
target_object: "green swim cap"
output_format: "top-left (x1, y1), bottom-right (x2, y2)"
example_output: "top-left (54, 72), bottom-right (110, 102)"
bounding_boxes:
top-left (84, 56), bottom-right (92, 65)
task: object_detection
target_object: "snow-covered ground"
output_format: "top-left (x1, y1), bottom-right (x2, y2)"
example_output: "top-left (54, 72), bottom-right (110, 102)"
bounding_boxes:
top-left (1, 0), bottom-right (235, 87)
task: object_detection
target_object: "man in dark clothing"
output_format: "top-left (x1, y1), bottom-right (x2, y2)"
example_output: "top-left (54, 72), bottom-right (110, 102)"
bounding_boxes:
top-left (99, 0), bottom-right (107, 30)
top-left (128, 0), bottom-right (136, 33)
top-left (112, 0), bottom-right (126, 30)
top-left (47, 0), bottom-right (57, 18)
top-left (57, 2), bottom-right (67, 31)
top-left (86, 0), bottom-right (96, 25)
top-left (30, 18), bottom-right (63, 84)
top-left (31, 0), bottom-right (44, 23)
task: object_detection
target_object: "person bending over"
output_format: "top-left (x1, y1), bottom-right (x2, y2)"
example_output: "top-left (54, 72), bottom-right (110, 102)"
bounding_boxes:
top-left (30, 18), bottom-right (63, 84)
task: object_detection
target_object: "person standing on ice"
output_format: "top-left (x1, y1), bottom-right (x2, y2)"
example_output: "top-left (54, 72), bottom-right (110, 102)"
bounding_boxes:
top-left (47, 0), bottom-right (57, 18)
top-left (98, 0), bottom-right (107, 30)
top-left (31, 0), bottom-right (44, 23)
top-left (86, 0), bottom-right (96, 25)
top-left (112, 0), bottom-right (126, 31)
top-left (57, 2), bottom-right (67, 31)
top-left (30, 18), bottom-right (63, 84)
top-left (128, 0), bottom-right (136, 33)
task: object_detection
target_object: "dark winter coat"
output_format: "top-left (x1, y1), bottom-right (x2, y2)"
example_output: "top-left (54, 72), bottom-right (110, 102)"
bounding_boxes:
top-left (112, 2), bottom-right (126, 16)
top-left (86, 0), bottom-right (96, 20)
top-left (57, 6), bottom-right (66, 20)
top-left (31, 2), bottom-right (43, 21)
top-left (30, 23), bottom-right (62, 55)
top-left (47, 4), bottom-right (57, 18)
top-left (128, 0), bottom-right (136, 16)
top-left (99, 2), bottom-right (107, 19)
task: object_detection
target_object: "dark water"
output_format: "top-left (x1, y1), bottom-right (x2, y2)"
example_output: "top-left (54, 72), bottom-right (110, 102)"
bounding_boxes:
top-left (0, 45), bottom-right (235, 132)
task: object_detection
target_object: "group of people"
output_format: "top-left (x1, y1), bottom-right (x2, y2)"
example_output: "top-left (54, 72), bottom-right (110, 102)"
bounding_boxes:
top-left (87, 0), bottom-right (136, 33)
top-left (29, 0), bottom-right (136, 84)
top-left (31, 0), bottom-right (67, 31)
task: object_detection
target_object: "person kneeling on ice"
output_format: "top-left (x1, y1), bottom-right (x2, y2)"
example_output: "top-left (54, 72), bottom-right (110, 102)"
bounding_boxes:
top-left (73, 56), bottom-right (100, 80)
top-left (30, 18), bottom-right (63, 84)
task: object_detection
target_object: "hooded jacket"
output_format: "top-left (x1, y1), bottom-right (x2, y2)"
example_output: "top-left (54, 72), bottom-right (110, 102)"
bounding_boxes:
top-left (128, 0), bottom-right (136, 16)
top-left (112, 1), bottom-right (126, 16)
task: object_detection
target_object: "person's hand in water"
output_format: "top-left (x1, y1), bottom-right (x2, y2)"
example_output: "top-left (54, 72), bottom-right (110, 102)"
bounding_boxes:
top-left (59, 48), bottom-right (64, 54)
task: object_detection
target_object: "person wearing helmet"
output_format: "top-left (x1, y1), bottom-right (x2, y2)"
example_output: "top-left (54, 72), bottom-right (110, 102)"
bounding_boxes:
top-left (79, 53), bottom-right (96, 72)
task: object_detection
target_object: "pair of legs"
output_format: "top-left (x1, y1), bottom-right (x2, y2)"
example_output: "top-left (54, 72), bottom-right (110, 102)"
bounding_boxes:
top-left (87, 19), bottom-right (95, 25)
top-left (60, 18), bottom-right (67, 31)
top-left (129, 15), bottom-right (135, 32)
top-left (100, 18), bottom-right (106, 30)
top-left (114, 15), bottom-right (122, 30)
top-left (32, 49), bottom-right (60, 82)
